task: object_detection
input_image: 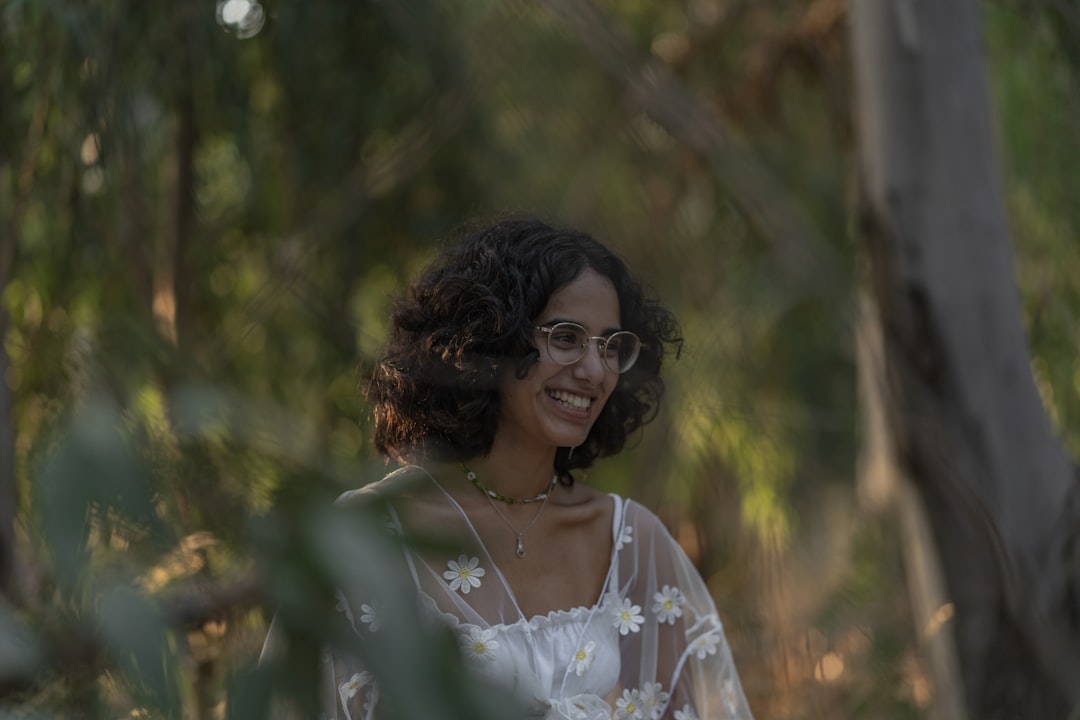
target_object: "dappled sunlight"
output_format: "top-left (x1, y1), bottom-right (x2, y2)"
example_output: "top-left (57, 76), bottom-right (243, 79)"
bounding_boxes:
top-left (3, 0), bottom-right (1075, 716)
top-left (813, 651), bottom-right (844, 682)
top-left (673, 370), bottom-right (795, 552)
top-left (196, 137), bottom-right (253, 222)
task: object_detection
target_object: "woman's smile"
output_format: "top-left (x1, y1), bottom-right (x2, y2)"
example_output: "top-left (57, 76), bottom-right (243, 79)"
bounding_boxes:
top-left (546, 388), bottom-right (593, 413)
top-left (496, 268), bottom-right (621, 452)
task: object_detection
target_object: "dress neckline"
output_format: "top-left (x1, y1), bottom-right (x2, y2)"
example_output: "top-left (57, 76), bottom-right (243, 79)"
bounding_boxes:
top-left (416, 590), bottom-right (600, 631)
top-left (393, 465), bottom-right (627, 628)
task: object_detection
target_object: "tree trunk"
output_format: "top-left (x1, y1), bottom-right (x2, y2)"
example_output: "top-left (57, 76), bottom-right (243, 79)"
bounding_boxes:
top-left (849, 1), bottom-right (1080, 717)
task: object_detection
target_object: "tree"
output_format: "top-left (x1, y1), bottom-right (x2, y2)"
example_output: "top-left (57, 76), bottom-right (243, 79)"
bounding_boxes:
top-left (2, 0), bottom-right (1077, 716)
top-left (850, 1), bottom-right (1080, 716)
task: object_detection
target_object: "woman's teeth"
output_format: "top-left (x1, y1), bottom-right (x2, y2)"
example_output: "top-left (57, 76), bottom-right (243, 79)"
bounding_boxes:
top-left (549, 390), bottom-right (592, 410)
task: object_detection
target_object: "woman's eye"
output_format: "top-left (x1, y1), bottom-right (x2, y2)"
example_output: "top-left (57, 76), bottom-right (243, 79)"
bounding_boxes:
top-left (550, 331), bottom-right (581, 347)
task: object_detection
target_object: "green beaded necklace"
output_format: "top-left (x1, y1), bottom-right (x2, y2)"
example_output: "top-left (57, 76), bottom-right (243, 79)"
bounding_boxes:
top-left (462, 463), bottom-right (558, 504)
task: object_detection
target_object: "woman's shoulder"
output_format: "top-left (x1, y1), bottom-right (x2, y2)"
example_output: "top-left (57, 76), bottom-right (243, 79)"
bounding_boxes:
top-left (614, 495), bottom-right (679, 542)
top-left (334, 464), bottom-right (432, 507)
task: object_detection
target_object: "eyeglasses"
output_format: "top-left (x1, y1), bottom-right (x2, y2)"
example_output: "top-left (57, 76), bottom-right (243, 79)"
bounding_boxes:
top-left (534, 322), bottom-right (642, 374)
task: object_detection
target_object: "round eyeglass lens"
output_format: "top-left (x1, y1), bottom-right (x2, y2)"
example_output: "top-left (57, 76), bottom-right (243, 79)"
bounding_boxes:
top-left (541, 323), bottom-right (641, 373)
top-left (603, 331), bottom-right (641, 373)
top-left (544, 324), bottom-right (589, 364)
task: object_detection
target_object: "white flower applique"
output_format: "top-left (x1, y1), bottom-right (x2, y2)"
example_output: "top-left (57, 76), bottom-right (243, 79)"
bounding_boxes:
top-left (674, 705), bottom-right (699, 720)
top-left (460, 626), bottom-right (500, 664)
top-left (639, 681), bottom-right (670, 720)
top-left (359, 602), bottom-right (380, 632)
top-left (691, 630), bottom-right (721, 659)
top-left (443, 555), bottom-right (486, 594)
top-left (652, 585), bottom-right (686, 625)
top-left (334, 590), bottom-right (355, 623)
top-left (547, 697), bottom-right (591, 720)
top-left (616, 523), bottom-right (633, 550)
top-left (611, 596), bottom-right (645, 635)
top-left (339, 671), bottom-right (372, 700)
top-left (721, 679), bottom-right (739, 714)
top-left (615, 688), bottom-right (645, 719)
top-left (570, 640), bottom-right (596, 676)
top-left (335, 589), bottom-right (369, 638)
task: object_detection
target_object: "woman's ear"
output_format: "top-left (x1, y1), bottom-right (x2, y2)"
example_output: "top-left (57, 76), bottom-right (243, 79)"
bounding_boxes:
top-left (513, 348), bottom-right (540, 380)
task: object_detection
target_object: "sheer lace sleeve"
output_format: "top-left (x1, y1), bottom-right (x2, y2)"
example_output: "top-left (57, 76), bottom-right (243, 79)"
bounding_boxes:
top-left (259, 481), bottom-right (398, 720)
top-left (608, 500), bottom-right (753, 720)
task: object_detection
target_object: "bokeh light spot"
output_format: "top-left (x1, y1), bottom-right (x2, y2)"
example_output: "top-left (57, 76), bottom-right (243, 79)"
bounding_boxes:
top-left (216, 0), bottom-right (265, 39)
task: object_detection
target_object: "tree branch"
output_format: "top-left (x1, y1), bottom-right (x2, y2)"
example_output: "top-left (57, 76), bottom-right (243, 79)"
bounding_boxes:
top-left (537, 0), bottom-right (844, 295)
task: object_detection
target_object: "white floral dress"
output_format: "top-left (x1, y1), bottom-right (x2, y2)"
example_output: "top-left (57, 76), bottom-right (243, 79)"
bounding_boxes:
top-left (272, 467), bottom-right (754, 720)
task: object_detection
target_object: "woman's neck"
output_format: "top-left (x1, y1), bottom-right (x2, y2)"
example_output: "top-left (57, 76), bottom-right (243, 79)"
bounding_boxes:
top-left (465, 441), bottom-right (558, 500)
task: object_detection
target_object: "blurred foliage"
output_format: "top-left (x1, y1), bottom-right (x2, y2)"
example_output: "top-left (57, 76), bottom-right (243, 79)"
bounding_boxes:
top-left (0, 0), bottom-right (1076, 717)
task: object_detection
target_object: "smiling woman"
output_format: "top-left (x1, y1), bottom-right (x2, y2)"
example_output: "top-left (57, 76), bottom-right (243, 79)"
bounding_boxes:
top-left (264, 216), bottom-right (754, 719)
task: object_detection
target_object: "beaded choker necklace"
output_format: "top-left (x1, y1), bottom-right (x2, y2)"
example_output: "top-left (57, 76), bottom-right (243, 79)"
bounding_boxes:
top-left (462, 463), bottom-right (558, 504)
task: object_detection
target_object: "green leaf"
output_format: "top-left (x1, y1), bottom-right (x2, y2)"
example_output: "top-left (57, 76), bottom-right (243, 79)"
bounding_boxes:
top-left (0, 598), bottom-right (44, 684)
top-left (97, 585), bottom-right (181, 715)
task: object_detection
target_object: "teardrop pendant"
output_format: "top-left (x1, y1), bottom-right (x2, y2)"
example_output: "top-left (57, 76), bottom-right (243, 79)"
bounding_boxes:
top-left (515, 535), bottom-right (526, 559)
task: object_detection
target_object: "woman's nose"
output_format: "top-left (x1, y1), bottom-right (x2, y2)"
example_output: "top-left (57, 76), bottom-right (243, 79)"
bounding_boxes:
top-left (573, 339), bottom-right (609, 381)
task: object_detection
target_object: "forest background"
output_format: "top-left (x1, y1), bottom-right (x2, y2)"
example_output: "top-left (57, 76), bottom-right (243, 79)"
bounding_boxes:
top-left (1, 0), bottom-right (1078, 718)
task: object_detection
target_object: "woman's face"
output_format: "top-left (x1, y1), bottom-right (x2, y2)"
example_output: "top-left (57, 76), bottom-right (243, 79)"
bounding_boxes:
top-left (496, 268), bottom-right (622, 454)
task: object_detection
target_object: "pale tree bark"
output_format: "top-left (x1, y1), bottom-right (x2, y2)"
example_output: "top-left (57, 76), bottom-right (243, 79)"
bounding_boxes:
top-left (850, 1), bottom-right (1080, 717)
top-left (856, 291), bottom-right (966, 720)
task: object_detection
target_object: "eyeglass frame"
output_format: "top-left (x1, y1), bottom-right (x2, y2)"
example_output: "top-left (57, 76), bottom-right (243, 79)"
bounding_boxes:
top-left (533, 322), bottom-right (642, 374)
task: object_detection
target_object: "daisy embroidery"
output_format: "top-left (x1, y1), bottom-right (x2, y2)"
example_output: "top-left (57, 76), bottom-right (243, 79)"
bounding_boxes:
top-left (570, 640), bottom-right (596, 676)
top-left (334, 590), bottom-right (360, 634)
top-left (334, 590), bottom-right (354, 619)
top-left (548, 698), bottom-right (589, 720)
top-left (359, 603), bottom-right (380, 632)
top-left (722, 679), bottom-right (739, 714)
top-left (640, 681), bottom-right (670, 719)
top-left (443, 555), bottom-right (485, 594)
top-left (674, 705), bottom-right (699, 720)
top-left (611, 596), bottom-right (645, 635)
top-left (691, 631), bottom-right (720, 659)
top-left (616, 524), bottom-right (633, 550)
top-left (652, 585), bottom-right (685, 625)
top-left (568, 707), bottom-right (589, 720)
top-left (615, 688), bottom-right (645, 719)
top-left (460, 626), bottom-right (499, 664)
top-left (339, 671), bottom-right (371, 700)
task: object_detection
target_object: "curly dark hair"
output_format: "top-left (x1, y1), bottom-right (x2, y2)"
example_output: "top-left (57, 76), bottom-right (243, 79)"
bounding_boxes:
top-left (366, 216), bottom-right (682, 474)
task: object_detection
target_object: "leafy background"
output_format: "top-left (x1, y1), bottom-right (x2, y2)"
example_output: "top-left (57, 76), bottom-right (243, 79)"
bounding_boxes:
top-left (0, 0), bottom-right (1076, 717)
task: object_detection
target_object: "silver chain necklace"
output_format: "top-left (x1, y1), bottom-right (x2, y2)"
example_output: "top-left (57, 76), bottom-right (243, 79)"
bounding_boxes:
top-left (479, 481), bottom-right (553, 559)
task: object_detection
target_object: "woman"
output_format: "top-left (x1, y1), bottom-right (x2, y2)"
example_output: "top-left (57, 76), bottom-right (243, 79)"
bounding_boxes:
top-left (316, 217), bottom-right (752, 719)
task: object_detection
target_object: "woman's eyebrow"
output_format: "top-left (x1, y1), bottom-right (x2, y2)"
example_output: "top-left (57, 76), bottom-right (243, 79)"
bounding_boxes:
top-left (542, 318), bottom-right (623, 335)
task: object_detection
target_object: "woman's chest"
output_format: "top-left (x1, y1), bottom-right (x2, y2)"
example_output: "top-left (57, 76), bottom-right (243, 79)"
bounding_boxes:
top-left (408, 495), bottom-right (615, 619)
top-left (461, 611), bottom-right (622, 702)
